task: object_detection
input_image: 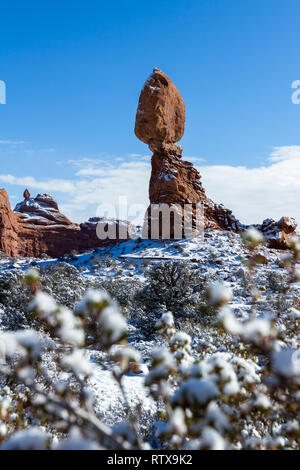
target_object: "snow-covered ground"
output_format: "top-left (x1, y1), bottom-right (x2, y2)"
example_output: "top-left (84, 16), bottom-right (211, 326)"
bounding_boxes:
top-left (0, 229), bottom-right (299, 429)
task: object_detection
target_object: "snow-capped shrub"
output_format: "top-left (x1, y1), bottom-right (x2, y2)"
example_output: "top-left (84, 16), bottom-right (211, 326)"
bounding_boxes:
top-left (145, 347), bottom-right (176, 391)
top-left (169, 331), bottom-right (192, 364)
top-left (287, 236), bottom-right (300, 259)
top-left (75, 289), bottom-right (127, 347)
top-left (206, 282), bottom-right (232, 307)
top-left (0, 228), bottom-right (300, 450)
top-left (171, 378), bottom-right (219, 407)
top-left (155, 311), bottom-right (175, 338)
top-left (241, 228), bottom-right (265, 249)
top-left (25, 268), bottom-right (40, 285)
top-left (198, 427), bottom-right (226, 450)
top-left (0, 427), bottom-right (52, 450)
top-left (267, 271), bottom-right (288, 293)
top-left (137, 260), bottom-right (214, 320)
top-left (139, 261), bottom-right (198, 314)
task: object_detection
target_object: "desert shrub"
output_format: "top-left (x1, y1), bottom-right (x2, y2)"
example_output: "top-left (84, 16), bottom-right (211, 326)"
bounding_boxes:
top-left (138, 261), bottom-right (196, 312)
top-left (267, 270), bottom-right (289, 293)
top-left (207, 247), bottom-right (220, 264)
top-left (0, 269), bottom-right (32, 330)
top-left (135, 261), bottom-right (217, 321)
top-left (101, 253), bottom-right (118, 268)
top-left (0, 262), bottom-right (104, 332)
top-left (99, 278), bottom-right (142, 314)
top-left (39, 262), bottom-right (87, 309)
top-left (293, 294), bottom-right (300, 310)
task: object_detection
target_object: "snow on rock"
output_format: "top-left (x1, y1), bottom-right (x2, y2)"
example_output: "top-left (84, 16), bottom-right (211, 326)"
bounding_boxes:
top-left (134, 70), bottom-right (298, 248)
top-left (0, 188), bottom-right (133, 258)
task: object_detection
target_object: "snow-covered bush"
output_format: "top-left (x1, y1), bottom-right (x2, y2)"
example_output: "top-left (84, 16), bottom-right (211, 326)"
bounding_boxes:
top-left (100, 278), bottom-right (143, 314)
top-left (0, 231), bottom-right (300, 449)
top-left (0, 269), bottom-right (32, 330)
top-left (267, 271), bottom-right (288, 293)
top-left (137, 261), bottom-right (213, 320)
top-left (0, 277), bottom-right (143, 449)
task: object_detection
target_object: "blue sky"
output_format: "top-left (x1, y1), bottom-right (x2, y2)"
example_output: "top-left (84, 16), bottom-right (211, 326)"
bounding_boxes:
top-left (1, 0), bottom-right (300, 225)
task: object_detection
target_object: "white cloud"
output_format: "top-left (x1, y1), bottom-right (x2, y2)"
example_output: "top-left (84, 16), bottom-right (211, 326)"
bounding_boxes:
top-left (56, 157), bottom-right (106, 166)
top-left (0, 140), bottom-right (27, 145)
top-left (184, 156), bottom-right (206, 163)
top-left (198, 146), bottom-right (300, 225)
top-left (126, 153), bottom-right (144, 158)
top-left (2, 146), bottom-right (300, 228)
top-left (67, 160), bottom-right (150, 222)
top-left (268, 145), bottom-right (300, 162)
top-left (0, 175), bottom-right (76, 193)
top-left (0, 158), bottom-right (150, 223)
top-left (75, 167), bottom-right (108, 177)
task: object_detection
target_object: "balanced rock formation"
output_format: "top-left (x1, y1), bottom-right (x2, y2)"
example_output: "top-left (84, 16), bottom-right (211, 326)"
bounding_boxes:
top-left (135, 67), bottom-right (185, 153)
top-left (0, 190), bottom-right (134, 258)
top-left (135, 68), bottom-right (298, 248)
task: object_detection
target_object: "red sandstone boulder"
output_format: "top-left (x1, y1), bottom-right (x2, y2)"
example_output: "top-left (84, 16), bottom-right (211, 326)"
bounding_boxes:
top-left (135, 68), bottom-right (185, 149)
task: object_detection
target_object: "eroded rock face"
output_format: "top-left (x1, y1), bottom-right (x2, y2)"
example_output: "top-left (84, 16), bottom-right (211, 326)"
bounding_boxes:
top-left (149, 153), bottom-right (204, 205)
top-left (135, 68), bottom-right (298, 249)
top-left (14, 193), bottom-right (72, 226)
top-left (0, 190), bottom-right (20, 257)
top-left (145, 145), bottom-right (298, 248)
top-left (0, 189), bottom-right (133, 258)
top-left (135, 68), bottom-right (185, 150)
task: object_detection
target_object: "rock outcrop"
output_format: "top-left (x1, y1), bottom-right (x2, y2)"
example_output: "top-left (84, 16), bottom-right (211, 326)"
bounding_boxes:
top-left (0, 189), bottom-right (133, 258)
top-left (135, 68), bottom-right (298, 249)
top-left (14, 191), bottom-right (73, 226)
top-left (135, 67), bottom-right (185, 152)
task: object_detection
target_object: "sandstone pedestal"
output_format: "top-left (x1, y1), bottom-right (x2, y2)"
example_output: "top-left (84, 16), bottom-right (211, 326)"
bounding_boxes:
top-left (135, 68), bottom-right (298, 248)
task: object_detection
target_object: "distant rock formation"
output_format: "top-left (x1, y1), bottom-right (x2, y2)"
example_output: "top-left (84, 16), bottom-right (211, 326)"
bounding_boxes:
top-left (14, 193), bottom-right (73, 226)
top-left (0, 190), bottom-right (134, 258)
top-left (23, 188), bottom-right (30, 200)
top-left (135, 68), bottom-right (298, 249)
